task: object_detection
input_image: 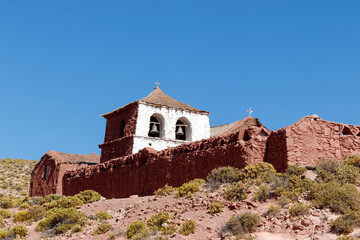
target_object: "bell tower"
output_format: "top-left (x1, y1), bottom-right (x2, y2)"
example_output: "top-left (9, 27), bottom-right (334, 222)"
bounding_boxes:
top-left (99, 86), bottom-right (210, 163)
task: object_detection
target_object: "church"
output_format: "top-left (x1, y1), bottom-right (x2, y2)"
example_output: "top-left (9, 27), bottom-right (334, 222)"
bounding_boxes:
top-left (29, 86), bottom-right (360, 198)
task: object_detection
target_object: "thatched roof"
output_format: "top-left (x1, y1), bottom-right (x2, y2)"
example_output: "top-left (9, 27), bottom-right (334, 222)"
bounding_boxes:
top-left (210, 116), bottom-right (265, 137)
top-left (43, 150), bottom-right (100, 164)
top-left (102, 87), bottom-right (209, 117)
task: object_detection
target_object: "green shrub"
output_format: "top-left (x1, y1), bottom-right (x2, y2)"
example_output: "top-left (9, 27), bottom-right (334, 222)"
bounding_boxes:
top-left (0, 198), bottom-right (19, 209)
top-left (28, 205), bottom-right (46, 221)
top-left (39, 194), bottom-right (64, 205)
top-left (176, 179), bottom-right (205, 197)
top-left (0, 230), bottom-right (7, 238)
top-left (13, 210), bottom-right (31, 223)
top-left (108, 233), bottom-right (116, 240)
top-left (311, 181), bottom-right (360, 214)
top-left (94, 221), bottom-right (112, 235)
top-left (289, 202), bottom-right (310, 218)
top-left (11, 225), bottom-right (28, 238)
top-left (180, 219), bottom-right (197, 236)
top-left (316, 159), bottom-right (359, 185)
top-left (71, 224), bottom-right (83, 233)
top-left (18, 202), bottom-right (30, 210)
top-left (126, 220), bottom-right (147, 239)
top-left (224, 212), bottom-right (260, 236)
top-left (0, 209), bottom-right (11, 219)
top-left (223, 182), bottom-right (248, 201)
top-left (252, 186), bottom-right (271, 202)
top-left (207, 166), bottom-right (242, 186)
top-left (95, 211), bottom-right (112, 221)
top-left (43, 196), bottom-right (83, 210)
top-left (336, 236), bottom-right (358, 240)
top-left (0, 218), bottom-right (5, 228)
top-left (277, 196), bottom-right (292, 207)
top-left (75, 190), bottom-right (101, 204)
top-left (147, 212), bottom-right (177, 235)
top-left (344, 155), bottom-right (360, 168)
top-left (154, 184), bottom-right (175, 196)
top-left (286, 165), bottom-right (307, 176)
top-left (241, 162), bottom-right (276, 182)
top-left (331, 211), bottom-right (360, 234)
top-left (265, 205), bottom-right (280, 218)
top-left (35, 207), bottom-right (87, 234)
top-left (209, 202), bottom-right (223, 214)
top-left (272, 174), bottom-right (314, 200)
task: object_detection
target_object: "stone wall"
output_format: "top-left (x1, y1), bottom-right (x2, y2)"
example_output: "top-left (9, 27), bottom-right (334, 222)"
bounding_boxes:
top-left (100, 103), bottom-right (138, 162)
top-left (62, 128), bottom-right (268, 198)
top-left (266, 116), bottom-right (360, 170)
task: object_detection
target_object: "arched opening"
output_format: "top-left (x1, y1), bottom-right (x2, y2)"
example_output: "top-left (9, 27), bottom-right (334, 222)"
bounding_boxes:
top-left (148, 116), bottom-right (161, 138)
top-left (119, 120), bottom-right (125, 138)
top-left (43, 165), bottom-right (50, 180)
top-left (341, 126), bottom-right (353, 136)
top-left (175, 118), bottom-right (191, 141)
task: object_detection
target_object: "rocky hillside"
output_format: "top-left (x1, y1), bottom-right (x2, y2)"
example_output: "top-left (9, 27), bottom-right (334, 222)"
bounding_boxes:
top-left (1, 157), bottom-right (360, 239)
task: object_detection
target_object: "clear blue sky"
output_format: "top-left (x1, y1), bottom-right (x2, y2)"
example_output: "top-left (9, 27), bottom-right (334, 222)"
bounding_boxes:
top-left (1, 1), bottom-right (359, 160)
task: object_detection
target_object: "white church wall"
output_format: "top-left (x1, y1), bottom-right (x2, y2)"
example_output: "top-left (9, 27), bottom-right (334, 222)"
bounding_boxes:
top-left (133, 103), bottom-right (210, 153)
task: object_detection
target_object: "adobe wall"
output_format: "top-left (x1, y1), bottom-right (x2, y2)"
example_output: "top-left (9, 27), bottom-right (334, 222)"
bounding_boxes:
top-left (100, 103), bottom-right (138, 162)
top-left (29, 155), bottom-right (89, 197)
top-left (266, 116), bottom-right (360, 171)
top-left (62, 128), bottom-right (268, 198)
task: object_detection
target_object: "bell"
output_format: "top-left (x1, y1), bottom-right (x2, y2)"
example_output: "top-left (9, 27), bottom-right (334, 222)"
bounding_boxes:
top-left (176, 126), bottom-right (184, 136)
top-left (150, 124), bottom-right (159, 134)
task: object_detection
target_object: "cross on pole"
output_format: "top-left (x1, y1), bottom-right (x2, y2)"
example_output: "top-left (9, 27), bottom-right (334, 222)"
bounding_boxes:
top-left (247, 108), bottom-right (253, 116)
top-left (155, 81), bottom-right (160, 88)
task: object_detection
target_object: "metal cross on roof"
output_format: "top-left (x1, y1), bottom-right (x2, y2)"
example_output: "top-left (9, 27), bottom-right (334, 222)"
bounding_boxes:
top-left (247, 108), bottom-right (253, 116)
top-left (155, 81), bottom-right (160, 87)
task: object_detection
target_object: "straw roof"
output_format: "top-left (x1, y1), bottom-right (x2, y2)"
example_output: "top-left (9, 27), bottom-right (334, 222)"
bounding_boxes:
top-left (44, 150), bottom-right (100, 164)
top-left (102, 87), bottom-right (209, 117)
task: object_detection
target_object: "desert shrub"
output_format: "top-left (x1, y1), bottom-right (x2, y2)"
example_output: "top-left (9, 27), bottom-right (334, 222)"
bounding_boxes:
top-left (207, 166), bottom-right (242, 186)
top-left (286, 165), bottom-right (307, 176)
top-left (344, 155), bottom-right (360, 168)
top-left (331, 211), bottom-right (360, 234)
top-left (75, 190), bottom-right (101, 204)
top-left (277, 196), bottom-right (292, 207)
top-left (11, 225), bottom-right (28, 238)
top-left (265, 205), bottom-right (280, 218)
top-left (147, 212), bottom-right (177, 235)
top-left (336, 236), bottom-right (358, 240)
top-left (0, 209), bottom-right (11, 219)
top-left (94, 221), bottom-right (112, 235)
top-left (176, 179), bottom-right (205, 197)
top-left (223, 212), bottom-right (260, 236)
top-left (240, 162), bottom-right (276, 183)
top-left (71, 224), bottom-right (83, 233)
top-left (0, 198), bottom-right (19, 209)
top-left (0, 218), bottom-right (5, 228)
top-left (180, 219), bottom-right (197, 236)
top-left (0, 230), bottom-right (7, 238)
top-left (35, 207), bottom-right (87, 234)
top-left (43, 196), bottom-right (83, 210)
top-left (154, 184), bottom-right (175, 196)
top-left (272, 174), bottom-right (314, 200)
top-left (316, 159), bottom-right (359, 185)
top-left (18, 202), bottom-right (30, 210)
top-left (95, 211), bottom-right (112, 221)
top-left (108, 233), bottom-right (116, 240)
top-left (311, 181), bottom-right (360, 214)
top-left (223, 182), bottom-right (248, 201)
top-left (289, 202), bottom-right (310, 218)
top-left (126, 220), bottom-right (147, 239)
top-left (13, 210), bottom-right (31, 223)
top-left (39, 194), bottom-right (64, 205)
top-left (252, 186), bottom-right (271, 202)
top-left (27, 196), bottom-right (42, 206)
top-left (209, 202), bottom-right (223, 214)
top-left (28, 205), bottom-right (46, 221)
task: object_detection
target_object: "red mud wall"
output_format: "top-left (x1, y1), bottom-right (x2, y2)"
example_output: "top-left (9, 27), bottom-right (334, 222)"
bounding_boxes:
top-left (62, 129), bottom-right (268, 198)
top-left (100, 103), bottom-right (138, 162)
top-left (266, 116), bottom-right (360, 170)
top-left (29, 156), bottom-right (89, 197)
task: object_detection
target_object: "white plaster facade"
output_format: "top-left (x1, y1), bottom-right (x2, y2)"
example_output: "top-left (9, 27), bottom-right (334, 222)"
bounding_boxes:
top-left (132, 102), bottom-right (210, 154)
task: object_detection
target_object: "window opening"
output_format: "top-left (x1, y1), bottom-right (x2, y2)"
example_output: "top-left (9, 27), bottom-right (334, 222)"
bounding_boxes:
top-left (175, 120), bottom-right (187, 140)
top-left (148, 116), bottom-right (160, 138)
top-left (44, 165), bottom-right (50, 180)
top-left (119, 120), bottom-right (125, 138)
top-left (341, 126), bottom-right (353, 136)
top-left (243, 131), bottom-right (251, 141)
top-left (357, 132), bottom-right (360, 137)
